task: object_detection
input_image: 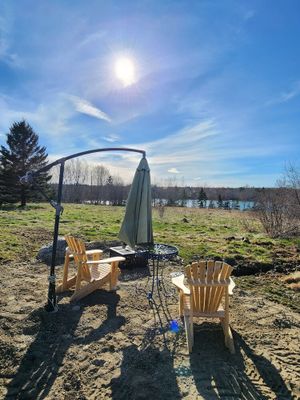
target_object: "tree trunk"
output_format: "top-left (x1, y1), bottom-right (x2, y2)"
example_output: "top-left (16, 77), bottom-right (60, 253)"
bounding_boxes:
top-left (20, 186), bottom-right (26, 207)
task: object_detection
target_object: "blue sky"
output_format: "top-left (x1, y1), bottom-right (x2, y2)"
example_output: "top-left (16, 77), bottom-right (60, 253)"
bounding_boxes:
top-left (0, 0), bottom-right (299, 187)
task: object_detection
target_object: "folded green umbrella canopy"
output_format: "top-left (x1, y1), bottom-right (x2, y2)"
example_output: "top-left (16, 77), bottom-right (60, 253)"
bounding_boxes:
top-left (118, 157), bottom-right (153, 249)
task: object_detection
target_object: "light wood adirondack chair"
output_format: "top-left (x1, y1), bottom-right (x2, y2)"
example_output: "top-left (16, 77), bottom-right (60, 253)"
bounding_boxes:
top-left (56, 235), bottom-right (125, 302)
top-left (172, 260), bottom-right (235, 353)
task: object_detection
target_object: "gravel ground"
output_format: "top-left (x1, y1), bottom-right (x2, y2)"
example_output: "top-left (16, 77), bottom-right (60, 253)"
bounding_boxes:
top-left (0, 260), bottom-right (299, 399)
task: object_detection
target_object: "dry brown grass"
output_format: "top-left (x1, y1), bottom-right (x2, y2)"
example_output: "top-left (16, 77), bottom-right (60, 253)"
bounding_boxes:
top-left (281, 271), bottom-right (300, 291)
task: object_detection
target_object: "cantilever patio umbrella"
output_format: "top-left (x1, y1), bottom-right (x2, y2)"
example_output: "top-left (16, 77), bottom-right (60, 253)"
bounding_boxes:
top-left (118, 156), bottom-right (153, 249)
top-left (20, 147), bottom-right (147, 312)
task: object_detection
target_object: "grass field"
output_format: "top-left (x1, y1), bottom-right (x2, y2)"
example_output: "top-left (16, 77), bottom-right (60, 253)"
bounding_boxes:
top-left (0, 203), bottom-right (298, 265)
top-left (0, 203), bottom-right (300, 400)
top-left (0, 203), bottom-right (299, 311)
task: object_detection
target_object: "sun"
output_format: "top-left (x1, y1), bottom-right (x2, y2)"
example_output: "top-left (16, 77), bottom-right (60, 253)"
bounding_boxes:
top-left (115, 57), bottom-right (136, 87)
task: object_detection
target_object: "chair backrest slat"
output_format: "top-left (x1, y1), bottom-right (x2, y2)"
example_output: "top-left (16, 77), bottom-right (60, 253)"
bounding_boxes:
top-left (209, 261), bottom-right (223, 312)
top-left (65, 236), bottom-right (91, 280)
top-left (192, 262), bottom-right (200, 311)
top-left (198, 261), bottom-right (206, 312)
top-left (205, 260), bottom-right (215, 311)
top-left (213, 262), bottom-right (232, 311)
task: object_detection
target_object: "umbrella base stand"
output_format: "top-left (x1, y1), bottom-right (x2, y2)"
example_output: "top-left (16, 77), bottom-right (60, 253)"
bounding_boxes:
top-left (109, 246), bottom-right (148, 269)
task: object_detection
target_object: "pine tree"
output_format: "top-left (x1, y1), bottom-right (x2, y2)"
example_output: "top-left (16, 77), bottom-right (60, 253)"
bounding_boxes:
top-left (0, 120), bottom-right (51, 207)
top-left (223, 200), bottom-right (230, 210)
top-left (217, 194), bottom-right (223, 208)
top-left (208, 199), bottom-right (215, 208)
top-left (198, 187), bottom-right (207, 208)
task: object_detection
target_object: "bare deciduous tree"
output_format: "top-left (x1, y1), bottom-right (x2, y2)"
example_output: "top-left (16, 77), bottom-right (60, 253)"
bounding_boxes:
top-left (90, 164), bottom-right (110, 203)
top-left (257, 163), bottom-right (300, 237)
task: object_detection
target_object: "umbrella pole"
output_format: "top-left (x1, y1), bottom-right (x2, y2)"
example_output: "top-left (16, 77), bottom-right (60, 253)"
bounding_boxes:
top-left (45, 162), bottom-right (65, 312)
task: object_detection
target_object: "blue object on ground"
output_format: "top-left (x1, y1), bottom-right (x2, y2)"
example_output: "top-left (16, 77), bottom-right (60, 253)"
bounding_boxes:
top-left (170, 320), bottom-right (180, 333)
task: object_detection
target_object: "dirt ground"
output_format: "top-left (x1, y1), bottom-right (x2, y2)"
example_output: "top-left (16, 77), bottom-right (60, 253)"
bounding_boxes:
top-left (0, 259), bottom-right (299, 400)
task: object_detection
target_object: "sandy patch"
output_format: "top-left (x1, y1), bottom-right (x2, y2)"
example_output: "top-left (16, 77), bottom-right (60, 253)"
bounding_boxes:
top-left (0, 261), bottom-right (299, 399)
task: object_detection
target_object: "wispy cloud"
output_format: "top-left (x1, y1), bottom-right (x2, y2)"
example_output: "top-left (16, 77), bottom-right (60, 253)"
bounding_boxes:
top-left (115, 117), bottom-right (289, 185)
top-left (168, 167), bottom-right (180, 174)
top-left (124, 118), bottom-right (282, 167)
top-left (140, 120), bottom-right (218, 164)
top-left (67, 95), bottom-right (111, 122)
top-left (0, 12), bottom-right (23, 68)
top-left (0, 95), bottom-right (74, 139)
top-left (103, 134), bottom-right (120, 143)
top-left (78, 31), bottom-right (107, 49)
top-left (266, 81), bottom-right (300, 105)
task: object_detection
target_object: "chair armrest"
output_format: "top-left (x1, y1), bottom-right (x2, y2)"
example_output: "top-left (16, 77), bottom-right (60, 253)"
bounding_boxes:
top-left (171, 274), bottom-right (190, 295)
top-left (86, 256), bottom-right (125, 264)
top-left (86, 249), bottom-right (103, 256)
top-left (66, 249), bottom-right (103, 259)
top-left (229, 277), bottom-right (236, 295)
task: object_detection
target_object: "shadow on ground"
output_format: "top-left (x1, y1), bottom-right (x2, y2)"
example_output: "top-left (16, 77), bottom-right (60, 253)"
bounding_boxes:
top-left (189, 323), bottom-right (293, 399)
top-left (4, 290), bottom-right (125, 400)
top-left (111, 328), bottom-right (181, 400)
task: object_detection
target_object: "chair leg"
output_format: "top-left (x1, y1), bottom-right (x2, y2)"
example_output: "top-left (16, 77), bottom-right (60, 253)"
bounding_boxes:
top-left (221, 318), bottom-right (235, 354)
top-left (70, 275), bottom-right (111, 302)
top-left (226, 326), bottom-right (235, 354)
top-left (222, 288), bottom-right (235, 354)
top-left (70, 280), bottom-right (101, 302)
top-left (189, 318), bottom-right (194, 346)
top-left (56, 275), bottom-right (77, 293)
top-left (62, 251), bottom-right (71, 291)
top-left (109, 262), bottom-right (119, 291)
top-left (184, 315), bottom-right (193, 353)
top-left (179, 290), bottom-right (184, 317)
top-left (74, 261), bottom-right (83, 293)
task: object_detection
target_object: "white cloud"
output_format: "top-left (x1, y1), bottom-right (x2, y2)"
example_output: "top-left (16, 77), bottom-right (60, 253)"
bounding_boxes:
top-left (114, 118), bottom-right (288, 186)
top-left (78, 31), bottom-right (107, 49)
top-left (0, 95), bottom-right (74, 138)
top-left (137, 119), bottom-right (286, 168)
top-left (103, 134), bottom-right (120, 143)
top-left (67, 95), bottom-right (111, 122)
top-left (139, 120), bottom-right (218, 164)
top-left (168, 168), bottom-right (180, 174)
top-left (0, 13), bottom-right (23, 68)
top-left (266, 81), bottom-right (300, 105)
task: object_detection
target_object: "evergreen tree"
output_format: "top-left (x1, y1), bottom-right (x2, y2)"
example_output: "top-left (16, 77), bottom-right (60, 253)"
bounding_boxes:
top-left (198, 187), bottom-right (207, 208)
top-left (208, 199), bottom-right (215, 208)
top-left (106, 175), bottom-right (113, 185)
top-left (105, 175), bottom-right (114, 204)
top-left (223, 200), bottom-right (230, 210)
top-left (217, 194), bottom-right (223, 208)
top-left (0, 120), bottom-right (51, 207)
top-left (232, 200), bottom-right (240, 210)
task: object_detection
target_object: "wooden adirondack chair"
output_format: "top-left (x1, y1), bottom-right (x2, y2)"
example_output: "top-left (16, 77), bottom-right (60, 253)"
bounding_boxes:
top-left (172, 260), bottom-right (235, 353)
top-left (56, 235), bottom-right (125, 302)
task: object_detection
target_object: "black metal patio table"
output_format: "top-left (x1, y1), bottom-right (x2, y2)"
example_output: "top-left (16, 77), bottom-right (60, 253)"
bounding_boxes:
top-left (145, 243), bottom-right (178, 306)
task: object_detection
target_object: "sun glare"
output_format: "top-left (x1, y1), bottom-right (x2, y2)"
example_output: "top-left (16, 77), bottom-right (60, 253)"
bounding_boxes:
top-left (115, 57), bottom-right (136, 87)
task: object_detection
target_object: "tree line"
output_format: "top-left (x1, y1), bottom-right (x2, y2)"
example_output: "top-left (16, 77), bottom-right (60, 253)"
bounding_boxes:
top-left (0, 120), bottom-right (261, 207)
top-left (0, 120), bottom-right (299, 237)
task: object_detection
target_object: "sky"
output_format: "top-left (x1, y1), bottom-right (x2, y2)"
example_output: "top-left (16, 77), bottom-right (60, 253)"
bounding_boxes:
top-left (0, 0), bottom-right (299, 187)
